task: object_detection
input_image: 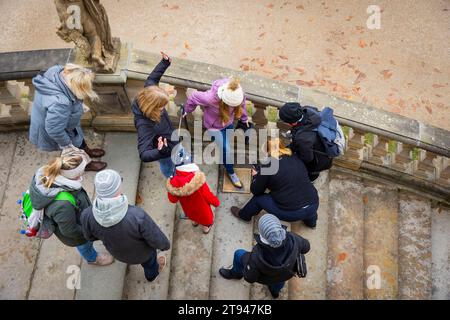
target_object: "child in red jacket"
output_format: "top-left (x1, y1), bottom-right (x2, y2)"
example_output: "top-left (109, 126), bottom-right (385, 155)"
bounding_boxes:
top-left (166, 163), bottom-right (220, 234)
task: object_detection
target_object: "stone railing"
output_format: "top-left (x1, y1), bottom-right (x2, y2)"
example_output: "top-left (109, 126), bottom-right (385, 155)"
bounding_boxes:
top-left (0, 47), bottom-right (449, 203)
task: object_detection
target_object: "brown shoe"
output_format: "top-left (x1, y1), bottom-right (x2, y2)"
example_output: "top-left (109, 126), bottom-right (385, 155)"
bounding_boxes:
top-left (85, 161), bottom-right (107, 172)
top-left (231, 206), bottom-right (250, 223)
top-left (83, 145), bottom-right (106, 158)
top-left (88, 253), bottom-right (114, 266)
top-left (192, 221), bottom-right (199, 227)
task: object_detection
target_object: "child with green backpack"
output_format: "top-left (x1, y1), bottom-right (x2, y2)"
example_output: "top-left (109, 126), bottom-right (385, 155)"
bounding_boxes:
top-left (23, 152), bottom-right (114, 266)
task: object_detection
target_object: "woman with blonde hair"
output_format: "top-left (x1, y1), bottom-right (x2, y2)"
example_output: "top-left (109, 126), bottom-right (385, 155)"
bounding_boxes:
top-left (132, 51), bottom-right (176, 178)
top-left (184, 77), bottom-right (253, 188)
top-left (230, 138), bottom-right (319, 226)
top-left (29, 63), bottom-right (106, 171)
top-left (28, 153), bottom-right (113, 265)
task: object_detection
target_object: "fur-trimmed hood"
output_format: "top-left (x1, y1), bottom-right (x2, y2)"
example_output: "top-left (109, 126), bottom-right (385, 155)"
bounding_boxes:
top-left (166, 164), bottom-right (206, 197)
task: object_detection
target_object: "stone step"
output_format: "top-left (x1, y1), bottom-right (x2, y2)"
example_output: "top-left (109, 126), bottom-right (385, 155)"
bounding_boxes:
top-left (289, 171), bottom-right (330, 300)
top-left (326, 171), bottom-right (365, 300)
top-left (28, 129), bottom-right (104, 300)
top-left (398, 191), bottom-right (432, 300)
top-left (168, 164), bottom-right (219, 300)
top-left (431, 204), bottom-right (450, 300)
top-left (75, 132), bottom-right (140, 300)
top-left (363, 181), bottom-right (399, 299)
top-left (0, 133), bottom-right (59, 299)
top-left (123, 161), bottom-right (177, 300)
top-left (209, 191), bottom-right (253, 300)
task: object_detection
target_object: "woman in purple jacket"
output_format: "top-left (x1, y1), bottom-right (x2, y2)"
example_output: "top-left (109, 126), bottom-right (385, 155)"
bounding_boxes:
top-left (184, 78), bottom-right (249, 188)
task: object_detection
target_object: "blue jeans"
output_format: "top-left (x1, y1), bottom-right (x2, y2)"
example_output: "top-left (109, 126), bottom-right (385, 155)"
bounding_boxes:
top-left (76, 241), bottom-right (98, 263)
top-left (232, 249), bottom-right (285, 295)
top-left (142, 254), bottom-right (160, 282)
top-left (207, 123), bottom-right (234, 174)
top-left (239, 193), bottom-right (319, 226)
top-left (159, 156), bottom-right (175, 178)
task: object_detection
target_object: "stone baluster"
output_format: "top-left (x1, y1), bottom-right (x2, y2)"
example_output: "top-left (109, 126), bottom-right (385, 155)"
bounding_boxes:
top-left (6, 80), bottom-right (32, 115)
top-left (263, 105), bottom-right (279, 138)
top-left (0, 103), bottom-right (12, 118)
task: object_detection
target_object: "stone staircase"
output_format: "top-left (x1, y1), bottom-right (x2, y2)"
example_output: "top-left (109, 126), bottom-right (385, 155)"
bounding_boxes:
top-left (0, 131), bottom-right (449, 300)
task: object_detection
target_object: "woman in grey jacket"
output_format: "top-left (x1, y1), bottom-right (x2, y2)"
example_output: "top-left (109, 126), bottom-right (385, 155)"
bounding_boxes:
top-left (29, 63), bottom-right (106, 171)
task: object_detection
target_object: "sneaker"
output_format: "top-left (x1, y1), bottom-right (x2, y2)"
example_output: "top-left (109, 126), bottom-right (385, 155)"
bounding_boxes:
top-left (269, 287), bottom-right (280, 299)
top-left (179, 211), bottom-right (188, 219)
top-left (219, 267), bottom-right (243, 280)
top-left (202, 225), bottom-right (212, 234)
top-left (228, 173), bottom-right (243, 188)
top-left (88, 253), bottom-right (114, 266)
top-left (230, 206), bottom-right (250, 223)
top-left (157, 256), bottom-right (166, 274)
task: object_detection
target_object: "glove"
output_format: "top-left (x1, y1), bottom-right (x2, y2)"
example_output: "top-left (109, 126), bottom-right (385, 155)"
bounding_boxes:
top-left (235, 120), bottom-right (255, 144)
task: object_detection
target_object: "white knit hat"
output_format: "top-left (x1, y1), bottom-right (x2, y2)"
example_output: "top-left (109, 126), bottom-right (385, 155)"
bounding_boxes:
top-left (217, 80), bottom-right (244, 107)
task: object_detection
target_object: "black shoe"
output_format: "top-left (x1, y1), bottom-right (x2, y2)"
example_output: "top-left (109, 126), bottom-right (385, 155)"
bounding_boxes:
top-left (219, 268), bottom-right (242, 280)
top-left (269, 287), bottom-right (280, 299)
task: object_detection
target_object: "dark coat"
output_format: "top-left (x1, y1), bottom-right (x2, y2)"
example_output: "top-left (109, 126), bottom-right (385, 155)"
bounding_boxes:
top-left (242, 232), bottom-right (310, 285)
top-left (29, 66), bottom-right (84, 151)
top-left (290, 107), bottom-right (333, 175)
top-left (28, 175), bottom-right (91, 247)
top-left (80, 205), bottom-right (170, 265)
top-left (251, 155), bottom-right (319, 210)
top-left (132, 59), bottom-right (176, 163)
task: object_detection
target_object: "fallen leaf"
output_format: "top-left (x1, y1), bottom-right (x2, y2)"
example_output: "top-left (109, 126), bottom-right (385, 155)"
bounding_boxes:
top-left (240, 64), bottom-right (250, 71)
top-left (294, 67), bottom-right (306, 75)
top-left (433, 68), bottom-right (441, 73)
top-left (359, 39), bottom-right (367, 48)
top-left (425, 105), bottom-right (432, 114)
top-left (380, 70), bottom-right (393, 79)
top-left (296, 5), bottom-right (304, 10)
top-left (136, 193), bottom-right (143, 205)
top-left (296, 80), bottom-right (314, 87)
top-left (278, 55), bottom-right (288, 60)
top-left (162, 32), bottom-right (169, 38)
top-left (338, 252), bottom-right (347, 263)
top-left (345, 15), bottom-right (353, 21)
top-left (254, 46), bottom-right (262, 51)
top-left (266, 3), bottom-right (274, 9)
top-left (354, 72), bottom-right (366, 84)
top-left (184, 42), bottom-right (191, 50)
top-left (259, 32), bottom-right (266, 38)
top-left (170, 5), bottom-right (179, 10)
top-left (432, 84), bottom-right (445, 88)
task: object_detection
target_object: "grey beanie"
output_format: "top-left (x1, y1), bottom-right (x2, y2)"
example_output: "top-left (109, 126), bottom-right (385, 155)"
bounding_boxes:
top-left (258, 214), bottom-right (286, 248)
top-left (95, 169), bottom-right (122, 198)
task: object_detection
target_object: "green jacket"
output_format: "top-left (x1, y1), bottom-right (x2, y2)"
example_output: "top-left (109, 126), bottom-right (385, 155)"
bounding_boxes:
top-left (29, 172), bottom-right (92, 247)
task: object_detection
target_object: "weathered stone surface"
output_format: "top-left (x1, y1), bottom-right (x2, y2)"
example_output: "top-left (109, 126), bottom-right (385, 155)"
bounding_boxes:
top-left (123, 161), bottom-right (176, 300)
top-left (290, 171), bottom-right (329, 300)
top-left (76, 133), bottom-right (139, 300)
top-left (0, 133), bottom-right (58, 299)
top-left (28, 129), bottom-right (104, 300)
top-left (168, 164), bottom-right (218, 300)
top-left (0, 133), bottom-right (17, 206)
top-left (398, 191), bottom-right (432, 300)
top-left (209, 192), bottom-right (253, 300)
top-left (431, 204), bottom-right (450, 300)
top-left (363, 181), bottom-right (399, 299)
top-left (326, 172), bottom-right (364, 300)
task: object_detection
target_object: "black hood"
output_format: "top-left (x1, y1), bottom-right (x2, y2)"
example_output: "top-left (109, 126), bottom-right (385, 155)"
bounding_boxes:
top-left (253, 233), bottom-right (297, 276)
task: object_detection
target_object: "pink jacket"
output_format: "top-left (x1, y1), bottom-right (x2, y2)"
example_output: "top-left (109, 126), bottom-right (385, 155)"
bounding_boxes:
top-left (184, 78), bottom-right (248, 130)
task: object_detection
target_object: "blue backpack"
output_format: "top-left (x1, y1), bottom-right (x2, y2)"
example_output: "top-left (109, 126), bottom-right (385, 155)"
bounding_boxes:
top-left (310, 107), bottom-right (346, 158)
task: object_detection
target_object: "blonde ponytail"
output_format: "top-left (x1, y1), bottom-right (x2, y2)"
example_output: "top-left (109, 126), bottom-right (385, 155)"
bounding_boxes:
top-left (227, 78), bottom-right (240, 91)
top-left (41, 155), bottom-right (83, 188)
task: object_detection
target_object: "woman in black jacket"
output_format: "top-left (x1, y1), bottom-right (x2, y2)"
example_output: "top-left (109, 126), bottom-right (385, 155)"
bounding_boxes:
top-left (231, 138), bottom-right (319, 227)
top-left (132, 51), bottom-right (177, 178)
top-left (219, 214), bottom-right (310, 298)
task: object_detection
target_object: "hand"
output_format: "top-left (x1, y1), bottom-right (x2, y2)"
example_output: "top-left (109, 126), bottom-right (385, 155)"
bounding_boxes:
top-left (157, 137), bottom-right (167, 151)
top-left (182, 112), bottom-right (188, 118)
top-left (160, 51), bottom-right (172, 63)
top-left (251, 169), bottom-right (258, 176)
